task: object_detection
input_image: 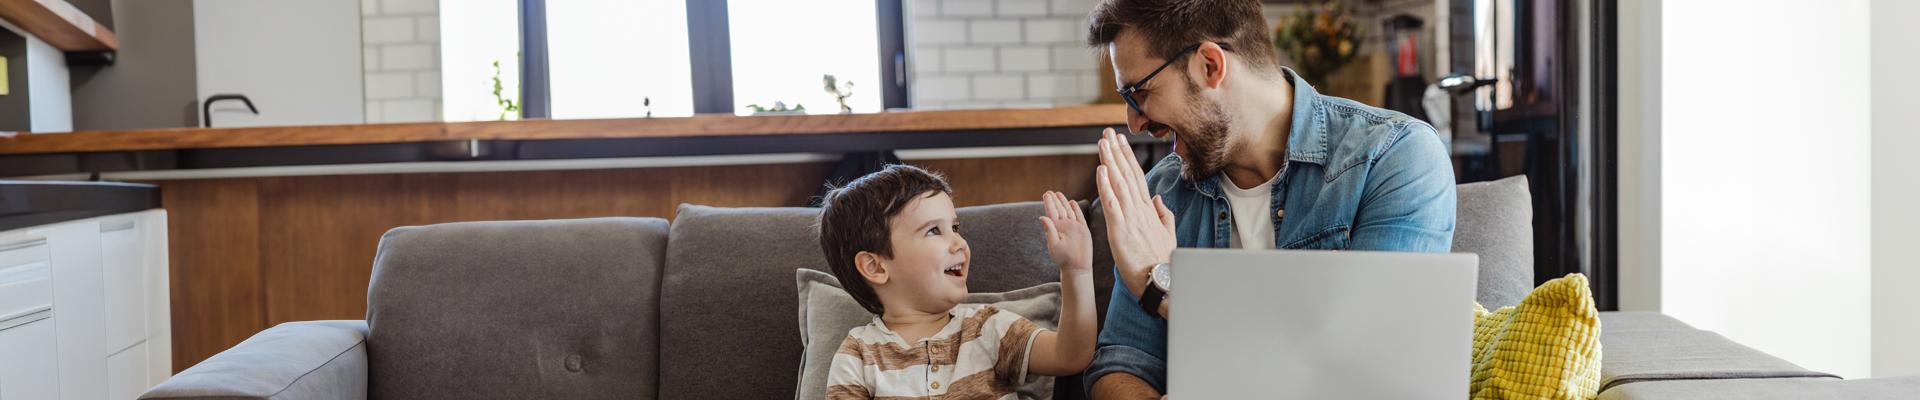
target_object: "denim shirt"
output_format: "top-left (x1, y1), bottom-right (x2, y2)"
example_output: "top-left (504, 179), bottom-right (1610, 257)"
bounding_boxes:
top-left (1085, 68), bottom-right (1458, 394)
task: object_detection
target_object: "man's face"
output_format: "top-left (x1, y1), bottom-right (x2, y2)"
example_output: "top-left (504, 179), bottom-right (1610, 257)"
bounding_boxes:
top-left (873, 191), bottom-right (970, 314)
top-left (1108, 31), bottom-right (1236, 182)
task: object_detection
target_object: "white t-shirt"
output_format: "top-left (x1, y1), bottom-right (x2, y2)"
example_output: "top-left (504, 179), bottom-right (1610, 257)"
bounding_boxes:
top-left (1220, 169), bottom-right (1282, 250)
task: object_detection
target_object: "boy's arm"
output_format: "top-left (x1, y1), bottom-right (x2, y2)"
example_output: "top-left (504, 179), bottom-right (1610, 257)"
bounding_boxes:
top-left (1028, 267), bottom-right (1097, 376)
top-left (1029, 191), bottom-right (1099, 376)
top-left (825, 336), bottom-right (874, 399)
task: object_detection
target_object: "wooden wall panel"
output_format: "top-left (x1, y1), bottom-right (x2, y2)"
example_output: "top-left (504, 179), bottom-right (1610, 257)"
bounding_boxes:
top-left (258, 175), bottom-right (430, 326)
top-left (162, 178), bottom-right (264, 373)
top-left (159, 154), bottom-right (1101, 371)
top-left (664, 162), bottom-right (836, 212)
top-left (916, 154), bottom-right (1100, 206)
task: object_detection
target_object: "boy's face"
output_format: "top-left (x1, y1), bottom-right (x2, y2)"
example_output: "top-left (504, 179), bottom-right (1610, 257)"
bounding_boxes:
top-left (874, 191), bottom-right (970, 314)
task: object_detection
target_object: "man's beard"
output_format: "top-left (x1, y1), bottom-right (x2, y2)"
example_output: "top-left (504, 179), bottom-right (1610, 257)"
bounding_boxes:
top-left (1170, 94), bottom-right (1233, 182)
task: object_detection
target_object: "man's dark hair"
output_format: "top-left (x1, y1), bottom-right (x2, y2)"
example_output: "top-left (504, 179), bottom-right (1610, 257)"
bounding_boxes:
top-left (1086, 0), bottom-right (1281, 75)
top-left (818, 164), bottom-right (953, 315)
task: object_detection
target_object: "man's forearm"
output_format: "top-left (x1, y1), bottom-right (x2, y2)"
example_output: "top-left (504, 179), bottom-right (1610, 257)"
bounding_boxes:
top-left (1092, 372), bottom-right (1162, 400)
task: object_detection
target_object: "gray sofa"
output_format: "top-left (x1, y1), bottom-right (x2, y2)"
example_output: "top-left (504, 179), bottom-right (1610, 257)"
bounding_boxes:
top-left (141, 176), bottom-right (1919, 399)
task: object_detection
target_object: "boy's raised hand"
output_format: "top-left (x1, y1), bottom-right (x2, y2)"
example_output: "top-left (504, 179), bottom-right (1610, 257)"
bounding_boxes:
top-left (1038, 191), bottom-right (1094, 275)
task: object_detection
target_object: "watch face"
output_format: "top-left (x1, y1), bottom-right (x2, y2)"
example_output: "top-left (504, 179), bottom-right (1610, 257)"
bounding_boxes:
top-left (1151, 264), bottom-right (1171, 290)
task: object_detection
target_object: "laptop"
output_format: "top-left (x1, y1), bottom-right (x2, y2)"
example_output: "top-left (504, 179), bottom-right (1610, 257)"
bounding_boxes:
top-left (1167, 249), bottom-right (1478, 399)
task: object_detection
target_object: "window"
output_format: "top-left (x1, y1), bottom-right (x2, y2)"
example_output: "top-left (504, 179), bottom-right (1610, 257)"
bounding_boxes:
top-left (727, 0), bottom-right (885, 115)
top-left (547, 0), bottom-right (694, 118)
top-left (440, 0), bottom-right (904, 121)
top-left (440, 0), bottom-right (522, 122)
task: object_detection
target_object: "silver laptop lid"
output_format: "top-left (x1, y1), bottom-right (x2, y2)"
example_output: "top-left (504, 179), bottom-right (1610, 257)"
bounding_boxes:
top-left (1167, 249), bottom-right (1478, 399)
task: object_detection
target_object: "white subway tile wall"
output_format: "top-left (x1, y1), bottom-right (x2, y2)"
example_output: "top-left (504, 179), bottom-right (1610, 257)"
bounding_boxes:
top-left (363, 0), bottom-right (442, 123)
top-left (911, 0), bottom-right (1103, 109)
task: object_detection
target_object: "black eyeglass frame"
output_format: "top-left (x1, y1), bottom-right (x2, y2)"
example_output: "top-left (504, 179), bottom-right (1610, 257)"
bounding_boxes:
top-left (1116, 42), bottom-right (1231, 115)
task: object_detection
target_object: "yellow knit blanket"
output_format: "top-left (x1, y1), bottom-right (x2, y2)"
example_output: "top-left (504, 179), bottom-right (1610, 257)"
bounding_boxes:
top-left (1471, 274), bottom-right (1604, 400)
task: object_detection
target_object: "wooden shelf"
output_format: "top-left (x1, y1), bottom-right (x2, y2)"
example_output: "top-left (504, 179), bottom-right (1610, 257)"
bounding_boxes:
top-left (0, 0), bottom-right (117, 52)
top-left (0, 105), bottom-right (1130, 155)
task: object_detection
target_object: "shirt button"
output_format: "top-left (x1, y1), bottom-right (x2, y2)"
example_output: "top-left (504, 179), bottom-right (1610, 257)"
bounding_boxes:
top-left (931, 365), bottom-right (939, 372)
top-left (1217, 211), bottom-right (1228, 220)
top-left (931, 381), bottom-right (941, 390)
top-left (1275, 209), bottom-right (1285, 219)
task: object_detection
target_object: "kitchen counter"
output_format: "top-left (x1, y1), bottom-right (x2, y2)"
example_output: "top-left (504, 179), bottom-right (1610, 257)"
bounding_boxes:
top-left (0, 105), bottom-right (1132, 178)
top-left (0, 180), bottom-right (159, 231)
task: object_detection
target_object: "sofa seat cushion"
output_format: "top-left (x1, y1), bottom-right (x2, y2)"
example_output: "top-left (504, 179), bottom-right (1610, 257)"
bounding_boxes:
top-left (366, 218), bottom-right (670, 399)
top-left (1596, 312), bottom-right (1839, 393)
top-left (1598, 376), bottom-right (1920, 400)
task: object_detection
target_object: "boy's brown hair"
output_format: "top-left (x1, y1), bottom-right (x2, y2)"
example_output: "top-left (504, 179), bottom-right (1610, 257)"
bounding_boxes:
top-left (818, 164), bottom-right (953, 315)
top-left (1086, 0), bottom-right (1281, 76)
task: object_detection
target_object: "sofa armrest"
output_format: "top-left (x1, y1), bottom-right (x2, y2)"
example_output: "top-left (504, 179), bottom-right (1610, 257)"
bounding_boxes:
top-left (142, 320), bottom-right (370, 400)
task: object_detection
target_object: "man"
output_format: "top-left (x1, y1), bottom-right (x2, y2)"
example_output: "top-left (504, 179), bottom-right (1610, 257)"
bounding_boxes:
top-left (1081, 0), bottom-right (1458, 398)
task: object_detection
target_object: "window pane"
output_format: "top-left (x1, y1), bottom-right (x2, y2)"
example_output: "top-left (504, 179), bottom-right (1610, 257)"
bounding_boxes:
top-left (728, 0), bottom-right (884, 115)
top-left (548, 0), bottom-right (695, 118)
top-left (440, 0), bottom-right (521, 122)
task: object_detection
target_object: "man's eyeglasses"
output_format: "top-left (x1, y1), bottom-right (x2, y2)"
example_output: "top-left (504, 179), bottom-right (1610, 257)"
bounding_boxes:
top-left (1116, 43), bottom-right (1230, 116)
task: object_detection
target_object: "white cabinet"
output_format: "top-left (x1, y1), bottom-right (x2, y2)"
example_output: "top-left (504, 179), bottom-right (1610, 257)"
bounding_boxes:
top-left (102, 222), bottom-right (147, 356)
top-left (45, 217), bottom-right (107, 400)
top-left (106, 341), bottom-right (149, 400)
top-left (0, 239), bottom-right (51, 326)
top-left (0, 210), bottom-right (170, 400)
top-left (0, 316), bottom-right (61, 400)
top-left (0, 233), bottom-right (59, 400)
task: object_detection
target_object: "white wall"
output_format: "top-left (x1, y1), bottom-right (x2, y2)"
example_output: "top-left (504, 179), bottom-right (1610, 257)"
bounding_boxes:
top-left (361, 0), bottom-right (442, 123)
top-left (1662, 0), bottom-right (1872, 378)
top-left (0, 19), bottom-right (73, 133)
top-left (1871, 0), bottom-right (1920, 379)
top-left (906, 0), bottom-right (1103, 109)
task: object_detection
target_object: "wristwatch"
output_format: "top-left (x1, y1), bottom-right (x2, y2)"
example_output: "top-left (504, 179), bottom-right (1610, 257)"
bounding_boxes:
top-left (1138, 262), bottom-right (1171, 318)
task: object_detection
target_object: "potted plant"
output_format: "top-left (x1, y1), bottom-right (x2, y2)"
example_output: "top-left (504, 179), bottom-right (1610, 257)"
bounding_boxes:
top-left (1273, 1), bottom-right (1363, 88)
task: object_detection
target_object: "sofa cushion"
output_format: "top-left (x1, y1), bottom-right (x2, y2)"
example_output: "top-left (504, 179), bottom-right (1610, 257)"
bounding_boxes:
top-left (793, 269), bottom-right (1061, 400)
top-left (1471, 274), bottom-right (1603, 399)
top-left (659, 202), bottom-right (1101, 400)
top-left (1453, 175), bottom-right (1535, 309)
top-left (366, 217), bottom-right (670, 399)
top-left (1596, 311), bottom-right (1839, 393)
top-left (1598, 376), bottom-right (1920, 400)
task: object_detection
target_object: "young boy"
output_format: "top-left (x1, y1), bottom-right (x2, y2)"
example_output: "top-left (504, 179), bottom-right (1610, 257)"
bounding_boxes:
top-left (818, 164), bottom-right (1097, 399)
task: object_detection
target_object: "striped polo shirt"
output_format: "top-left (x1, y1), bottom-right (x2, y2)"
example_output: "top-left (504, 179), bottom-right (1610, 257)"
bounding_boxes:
top-left (825, 304), bottom-right (1052, 399)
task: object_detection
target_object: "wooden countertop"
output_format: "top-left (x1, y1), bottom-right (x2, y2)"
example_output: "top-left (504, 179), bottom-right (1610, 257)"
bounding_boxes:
top-left (0, 105), bottom-right (1128, 155)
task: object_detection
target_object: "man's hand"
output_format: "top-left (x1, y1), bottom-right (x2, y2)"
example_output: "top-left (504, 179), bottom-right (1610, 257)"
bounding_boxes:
top-left (1038, 191), bottom-right (1094, 275)
top-left (1095, 128), bottom-right (1177, 299)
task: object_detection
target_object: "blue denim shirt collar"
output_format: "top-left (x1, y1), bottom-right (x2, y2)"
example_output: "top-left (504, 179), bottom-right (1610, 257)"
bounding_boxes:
top-left (1189, 67), bottom-right (1327, 199)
